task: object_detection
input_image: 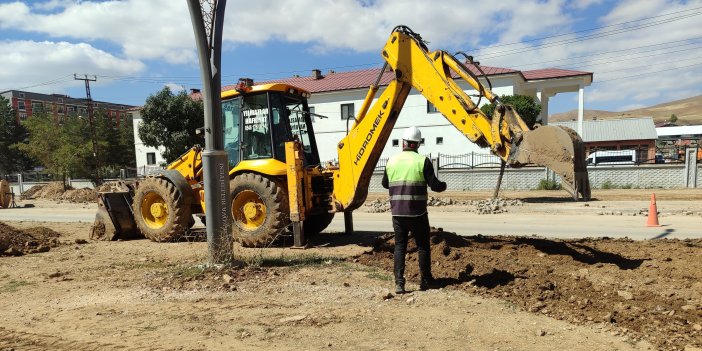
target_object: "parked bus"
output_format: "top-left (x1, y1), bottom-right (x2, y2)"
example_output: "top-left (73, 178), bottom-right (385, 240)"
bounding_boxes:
top-left (586, 150), bottom-right (637, 165)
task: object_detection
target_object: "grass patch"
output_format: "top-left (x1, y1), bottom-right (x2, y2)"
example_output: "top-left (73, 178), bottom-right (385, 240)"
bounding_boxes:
top-left (172, 265), bottom-right (208, 280)
top-left (1, 280), bottom-right (34, 293)
top-left (365, 270), bottom-right (393, 281)
top-left (536, 179), bottom-right (561, 190)
top-left (244, 252), bottom-right (344, 268)
top-left (600, 181), bottom-right (635, 189)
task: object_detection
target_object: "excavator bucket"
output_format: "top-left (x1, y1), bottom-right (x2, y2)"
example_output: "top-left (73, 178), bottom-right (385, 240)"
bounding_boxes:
top-left (508, 124), bottom-right (591, 201)
top-left (90, 191), bottom-right (142, 241)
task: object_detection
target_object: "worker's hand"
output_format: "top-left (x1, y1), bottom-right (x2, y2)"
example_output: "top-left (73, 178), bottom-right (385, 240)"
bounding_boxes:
top-left (432, 181), bottom-right (447, 193)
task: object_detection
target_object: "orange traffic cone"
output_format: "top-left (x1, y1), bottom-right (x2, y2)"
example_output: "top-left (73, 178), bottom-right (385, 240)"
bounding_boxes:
top-left (646, 193), bottom-right (661, 227)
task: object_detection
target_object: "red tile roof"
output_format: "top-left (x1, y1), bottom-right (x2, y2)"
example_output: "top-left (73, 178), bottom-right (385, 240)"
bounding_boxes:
top-left (221, 65), bottom-right (591, 94)
top-left (522, 68), bottom-right (592, 80)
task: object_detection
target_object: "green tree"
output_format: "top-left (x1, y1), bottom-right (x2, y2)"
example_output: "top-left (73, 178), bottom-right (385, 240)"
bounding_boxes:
top-left (116, 114), bottom-right (136, 169)
top-left (138, 87), bottom-right (203, 162)
top-left (669, 113), bottom-right (678, 123)
top-left (0, 96), bottom-right (34, 175)
top-left (18, 112), bottom-right (92, 184)
top-left (480, 94), bottom-right (542, 129)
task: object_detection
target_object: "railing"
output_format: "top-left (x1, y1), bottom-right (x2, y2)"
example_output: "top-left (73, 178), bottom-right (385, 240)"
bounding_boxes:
top-left (321, 147), bottom-right (701, 172)
top-left (438, 152), bottom-right (502, 169)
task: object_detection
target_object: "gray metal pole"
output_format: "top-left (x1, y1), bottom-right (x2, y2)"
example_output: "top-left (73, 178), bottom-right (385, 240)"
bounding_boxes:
top-left (187, 0), bottom-right (232, 265)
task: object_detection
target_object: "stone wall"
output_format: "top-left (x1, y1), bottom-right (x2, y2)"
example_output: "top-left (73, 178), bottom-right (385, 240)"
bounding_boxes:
top-left (369, 164), bottom-right (697, 192)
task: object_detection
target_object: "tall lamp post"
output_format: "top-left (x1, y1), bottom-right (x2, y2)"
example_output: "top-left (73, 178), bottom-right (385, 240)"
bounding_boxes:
top-left (186, 0), bottom-right (232, 264)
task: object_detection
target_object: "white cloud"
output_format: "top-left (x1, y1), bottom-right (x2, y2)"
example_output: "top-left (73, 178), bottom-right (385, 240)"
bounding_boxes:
top-left (0, 1), bottom-right (195, 64)
top-left (617, 103), bottom-right (647, 111)
top-left (478, 0), bottom-right (702, 109)
top-left (164, 83), bottom-right (185, 92)
top-left (0, 40), bottom-right (144, 93)
top-left (570, 0), bottom-right (604, 9)
top-left (0, 0), bottom-right (572, 60)
top-left (1, 0), bottom-right (701, 110)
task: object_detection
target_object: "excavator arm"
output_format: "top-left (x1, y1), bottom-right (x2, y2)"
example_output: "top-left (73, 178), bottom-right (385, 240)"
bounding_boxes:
top-left (331, 26), bottom-right (590, 212)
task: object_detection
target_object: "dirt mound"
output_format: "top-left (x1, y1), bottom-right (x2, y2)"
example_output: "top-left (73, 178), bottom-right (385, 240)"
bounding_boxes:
top-left (0, 221), bottom-right (62, 256)
top-left (60, 188), bottom-right (97, 202)
top-left (20, 182), bottom-right (98, 203)
top-left (359, 229), bottom-right (702, 350)
top-left (19, 184), bottom-right (44, 200)
top-left (95, 181), bottom-right (132, 193)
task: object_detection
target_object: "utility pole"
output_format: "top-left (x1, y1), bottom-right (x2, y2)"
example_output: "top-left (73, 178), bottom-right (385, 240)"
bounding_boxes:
top-left (74, 73), bottom-right (101, 183)
top-left (187, 0), bottom-right (232, 265)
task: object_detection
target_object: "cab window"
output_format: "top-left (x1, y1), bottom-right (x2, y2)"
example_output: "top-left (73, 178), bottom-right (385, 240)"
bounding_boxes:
top-left (241, 94), bottom-right (272, 160)
top-left (222, 97), bottom-right (241, 167)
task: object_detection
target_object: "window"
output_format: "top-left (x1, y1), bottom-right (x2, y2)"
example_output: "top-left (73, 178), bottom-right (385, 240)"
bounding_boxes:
top-left (221, 97), bottom-right (241, 167)
top-left (57, 105), bottom-right (65, 115)
top-left (19, 92), bottom-right (25, 98)
top-left (427, 100), bottom-right (439, 113)
top-left (341, 103), bottom-right (354, 120)
top-left (67, 106), bottom-right (76, 115)
top-left (309, 106), bottom-right (316, 122)
top-left (436, 137), bottom-right (443, 145)
top-left (392, 139), bottom-right (399, 147)
top-left (146, 152), bottom-right (156, 165)
top-left (241, 93), bottom-right (273, 160)
top-left (32, 102), bottom-right (43, 112)
top-left (17, 100), bottom-right (26, 111)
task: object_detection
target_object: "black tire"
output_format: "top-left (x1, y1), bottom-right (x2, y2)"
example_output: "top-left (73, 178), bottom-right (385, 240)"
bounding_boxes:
top-left (230, 173), bottom-right (289, 247)
top-left (133, 177), bottom-right (191, 242)
top-left (304, 212), bottom-right (335, 237)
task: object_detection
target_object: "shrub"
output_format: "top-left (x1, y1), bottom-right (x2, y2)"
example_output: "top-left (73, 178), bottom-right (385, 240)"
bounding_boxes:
top-left (537, 179), bottom-right (561, 190)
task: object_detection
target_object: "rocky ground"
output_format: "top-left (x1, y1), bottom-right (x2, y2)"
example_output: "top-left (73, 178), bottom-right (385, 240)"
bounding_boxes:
top-left (0, 188), bottom-right (701, 350)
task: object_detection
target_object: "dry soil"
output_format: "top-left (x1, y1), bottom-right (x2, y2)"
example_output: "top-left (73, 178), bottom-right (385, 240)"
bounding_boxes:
top-left (1, 189), bottom-right (701, 350)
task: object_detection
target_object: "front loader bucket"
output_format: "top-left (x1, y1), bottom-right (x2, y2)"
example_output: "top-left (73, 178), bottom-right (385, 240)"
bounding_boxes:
top-left (508, 125), bottom-right (591, 201)
top-left (90, 192), bottom-right (142, 241)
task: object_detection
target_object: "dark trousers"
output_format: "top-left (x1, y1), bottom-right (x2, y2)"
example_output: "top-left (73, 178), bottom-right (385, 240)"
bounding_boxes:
top-left (392, 213), bottom-right (431, 285)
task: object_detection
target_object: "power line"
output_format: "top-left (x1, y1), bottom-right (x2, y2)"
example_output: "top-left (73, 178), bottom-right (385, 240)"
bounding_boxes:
top-left (470, 5), bottom-right (702, 51)
top-left (512, 37), bottom-right (702, 69)
top-left (480, 11), bottom-right (702, 59)
top-left (596, 62), bottom-right (702, 82)
top-left (3, 74), bottom-right (74, 91)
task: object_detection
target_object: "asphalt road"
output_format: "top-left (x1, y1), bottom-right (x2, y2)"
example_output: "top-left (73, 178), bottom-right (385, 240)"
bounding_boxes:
top-left (1, 205), bottom-right (699, 240)
top-left (327, 211), bottom-right (701, 240)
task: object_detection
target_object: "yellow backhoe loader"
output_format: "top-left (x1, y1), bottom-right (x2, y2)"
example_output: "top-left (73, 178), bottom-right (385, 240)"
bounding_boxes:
top-left (92, 26), bottom-right (590, 247)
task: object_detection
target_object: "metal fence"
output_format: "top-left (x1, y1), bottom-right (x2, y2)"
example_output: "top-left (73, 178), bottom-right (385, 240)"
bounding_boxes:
top-left (360, 146), bottom-right (701, 172)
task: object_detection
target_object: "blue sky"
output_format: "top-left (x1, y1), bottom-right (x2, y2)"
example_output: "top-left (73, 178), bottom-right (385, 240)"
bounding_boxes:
top-left (1, 0), bottom-right (701, 114)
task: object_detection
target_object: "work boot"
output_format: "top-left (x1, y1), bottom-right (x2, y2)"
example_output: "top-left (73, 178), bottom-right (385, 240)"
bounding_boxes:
top-left (419, 276), bottom-right (437, 291)
top-left (395, 282), bottom-right (406, 295)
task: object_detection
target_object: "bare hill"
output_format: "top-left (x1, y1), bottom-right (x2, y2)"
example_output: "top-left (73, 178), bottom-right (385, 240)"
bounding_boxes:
top-left (550, 94), bottom-right (702, 125)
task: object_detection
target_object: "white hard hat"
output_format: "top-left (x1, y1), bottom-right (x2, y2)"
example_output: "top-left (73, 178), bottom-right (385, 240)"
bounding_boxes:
top-left (402, 126), bottom-right (422, 142)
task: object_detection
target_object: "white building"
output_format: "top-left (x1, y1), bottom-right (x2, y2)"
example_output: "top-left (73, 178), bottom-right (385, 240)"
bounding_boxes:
top-left (129, 107), bottom-right (167, 176)
top-left (253, 65), bottom-right (593, 162)
top-left (133, 64), bottom-right (592, 172)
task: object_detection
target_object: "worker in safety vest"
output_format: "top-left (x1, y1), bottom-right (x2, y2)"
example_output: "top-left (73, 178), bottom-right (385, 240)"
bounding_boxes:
top-left (382, 126), bottom-right (447, 294)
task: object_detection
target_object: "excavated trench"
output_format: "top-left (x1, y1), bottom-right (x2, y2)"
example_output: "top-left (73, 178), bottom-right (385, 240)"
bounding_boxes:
top-left (358, 228), bottom-right (702, 351)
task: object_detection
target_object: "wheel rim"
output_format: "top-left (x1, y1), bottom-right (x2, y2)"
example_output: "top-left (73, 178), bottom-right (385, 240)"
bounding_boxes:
top-left (141, 192), bottom-right (169, 229)
top-left (232, 190), bottom-right (267, 230)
